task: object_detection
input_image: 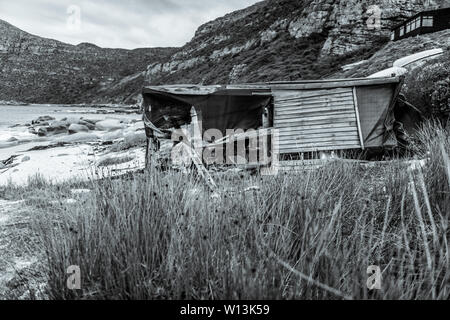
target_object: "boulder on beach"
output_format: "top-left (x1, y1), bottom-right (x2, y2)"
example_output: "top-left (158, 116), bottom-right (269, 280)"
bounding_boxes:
top-left (6, 137), bottom-right (18, 142)
top-left (32, 116), bottom-right (55, 125)
top-left (37, 127), bottom-right (48, 137)
top-left (60, 116), bottom-right (82, 125)
top-left (22, 156), bottom-right (31, 162)
top-left (78, 120), bottom-right (96, 130)
top-left (49, 120), bottom-right (68, 128)
top-left (83, 118), bottom-right (101, 125)
top-left (96, 119), bottom-right (125, 131)
top-left (47, 122), bottom-right (68, 135)
top-left (68, 124), bottom-right (90, 134)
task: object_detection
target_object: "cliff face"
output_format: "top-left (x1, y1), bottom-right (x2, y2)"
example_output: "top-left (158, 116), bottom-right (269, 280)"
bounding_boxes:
top-left (145, 0), bottom-right (443, 86)
top-left (1, 0), bottom-right (447, 104)
top-left (0, 19), bottom-right (175, 104)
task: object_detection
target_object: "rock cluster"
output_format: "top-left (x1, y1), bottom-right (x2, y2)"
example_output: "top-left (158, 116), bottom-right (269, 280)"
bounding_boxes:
top-left (25, 115), bottom-right (146, 150)
top-left (28, 116), bottom-right (102, 137)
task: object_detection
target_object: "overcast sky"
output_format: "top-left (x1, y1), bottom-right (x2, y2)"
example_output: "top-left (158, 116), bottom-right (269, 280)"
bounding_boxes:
top-left (0, 0), bottom-right (261, 49)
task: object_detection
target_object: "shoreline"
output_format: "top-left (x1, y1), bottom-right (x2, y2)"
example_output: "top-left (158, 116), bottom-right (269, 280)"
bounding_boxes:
top-left (0, 111), bottom-right (146, 186)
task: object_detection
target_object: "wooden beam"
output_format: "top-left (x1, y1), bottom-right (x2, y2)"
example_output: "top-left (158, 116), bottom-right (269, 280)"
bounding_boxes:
top-left (190, 106), bottom-right (203, 154)
top-left (276, 97), bottom-right (355, 107)
top-left (274, 90), bottom-right (353, 102)
top-left (278, 140), bottom-right (361, 147)
top-left (276, 122), bottom-right (357, 131)
top-left (227, 77), bottom-right (400, 90)
top-left (279, 131), bottom-right (359, 139)
top-left (262, 106), bottom-right (270, 129)
top-left (352, 87), bottom-right (365, 150)
top-left (275, 113), bottom-right (357, 124)
top-left (279, 144), bottom-right (361, 153)
top-left (278, 127), bottom-right (358, 136)
top-left (144, 77), bottom-right (400, 95)
top-left (276, 109), bottom-right (356, 119)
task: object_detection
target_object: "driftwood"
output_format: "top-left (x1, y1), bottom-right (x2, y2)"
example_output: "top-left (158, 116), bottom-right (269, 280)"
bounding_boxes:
top-left (1, 155), bottom-right (18, 166)
top-left (0, 156), bottom-right (20, 175)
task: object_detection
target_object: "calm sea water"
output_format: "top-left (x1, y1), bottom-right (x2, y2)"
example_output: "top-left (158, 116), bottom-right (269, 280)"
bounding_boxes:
top-left (0, 104), bottom-right (141, 142)
top-left (0, 104), bottom-right (141, 128)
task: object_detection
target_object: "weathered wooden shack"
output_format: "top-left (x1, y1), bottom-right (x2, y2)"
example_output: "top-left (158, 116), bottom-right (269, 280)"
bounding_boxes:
top-left (142, 77), bottom-right (404, 169)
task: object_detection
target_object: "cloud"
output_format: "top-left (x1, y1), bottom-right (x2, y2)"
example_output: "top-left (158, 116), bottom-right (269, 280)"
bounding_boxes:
top-left (0, 0), bottom-right (261, 49)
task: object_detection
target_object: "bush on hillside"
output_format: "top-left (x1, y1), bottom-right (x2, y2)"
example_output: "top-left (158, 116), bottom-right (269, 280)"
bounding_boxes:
top-left (403, 52), bottom-right (450, 120)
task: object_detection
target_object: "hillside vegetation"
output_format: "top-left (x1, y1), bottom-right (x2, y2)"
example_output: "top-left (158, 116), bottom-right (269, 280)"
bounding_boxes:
top-left (144, 0), bottom-right (437, 86)
top-left (333, 29), bottom-right (450, 118)
top-left (0, 19), bottom-right (176, 104)
top-left (1, 0), bottom-right (444, 104)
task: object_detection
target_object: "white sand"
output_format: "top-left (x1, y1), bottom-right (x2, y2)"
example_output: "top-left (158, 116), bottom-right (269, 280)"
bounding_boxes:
top-left (0, 142), bottom-right (146, 186)
top-left (0, 116), bottom-right (147, 186)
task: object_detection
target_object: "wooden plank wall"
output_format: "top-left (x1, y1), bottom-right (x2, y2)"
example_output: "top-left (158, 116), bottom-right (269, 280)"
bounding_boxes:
top-left (273, 87), bottom-right (362, 154)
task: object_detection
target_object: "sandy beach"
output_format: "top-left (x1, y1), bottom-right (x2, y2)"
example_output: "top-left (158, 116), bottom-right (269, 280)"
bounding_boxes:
top-left (0, 105), bottom-right (147, 186)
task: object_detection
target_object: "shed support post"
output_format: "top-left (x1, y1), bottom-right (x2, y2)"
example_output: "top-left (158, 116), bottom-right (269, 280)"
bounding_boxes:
top-left (190, 106), bottom-right (203, 156)
top-left (353, 87), bottom-right (365, 150)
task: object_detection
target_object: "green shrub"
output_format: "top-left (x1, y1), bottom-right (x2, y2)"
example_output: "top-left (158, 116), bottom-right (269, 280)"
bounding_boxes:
top-left (403, 52), bottom-right (450, 119)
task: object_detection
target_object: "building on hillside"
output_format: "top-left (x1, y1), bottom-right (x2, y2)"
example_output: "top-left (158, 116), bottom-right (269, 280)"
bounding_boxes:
top-left (391, 7), bottom-right (450, 41)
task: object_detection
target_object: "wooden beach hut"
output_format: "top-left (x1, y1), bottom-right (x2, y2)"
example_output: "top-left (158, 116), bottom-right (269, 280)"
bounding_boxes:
top-left (142, 77), bottom-right (405, 169)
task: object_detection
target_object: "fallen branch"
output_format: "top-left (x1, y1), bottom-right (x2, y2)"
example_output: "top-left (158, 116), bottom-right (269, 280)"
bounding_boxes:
top-left (1, 155), bottom-right (18, 166)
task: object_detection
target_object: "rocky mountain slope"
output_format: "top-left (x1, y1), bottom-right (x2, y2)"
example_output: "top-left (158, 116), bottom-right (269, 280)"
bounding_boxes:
top-left (0, 19), bottom-right (176, 104)
top-left (145, 0), bottom-right (447, 87)
top-left (1, 0), bottom-right (448, 104)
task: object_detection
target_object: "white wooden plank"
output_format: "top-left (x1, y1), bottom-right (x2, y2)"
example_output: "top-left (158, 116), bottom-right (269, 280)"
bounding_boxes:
top-left (353, 87), bottom-right (365, 150)
top-left (276, 109), bottom-right (356, 119)
top-left (275, 113), bottom-right (357, 125)
top-left (279, 131), bottom-right (359, 139)
top-left (279, 143), bottom-right (362, 153)
top-left (275, 120), bottom-right (357, 129)
top-left (278, 127), bottom-right (358, 135)
top-left (276, 102), bottom-right (354, 111)
top-left (275, 92), bottom-right (354, 103)
top-left (279, 138), bottom-right (360, 145)
top-left (276, 95), bottom-right (355, 103)
top-left (275, 95), bottom-right (354, 105)
top-left (277, 123), bottom-right (358, 131)
top-left (273, 88), bottom-right (353, 100)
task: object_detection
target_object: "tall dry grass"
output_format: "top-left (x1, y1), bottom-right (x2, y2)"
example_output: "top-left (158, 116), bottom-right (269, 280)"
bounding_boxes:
top-left (32, 121), bottom-right (449, 300)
